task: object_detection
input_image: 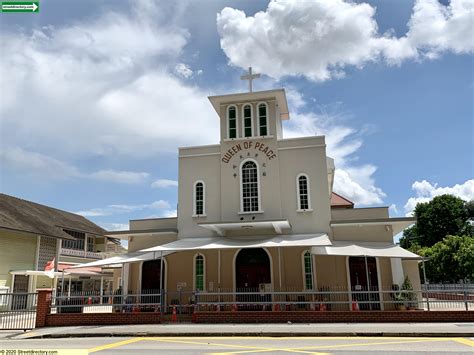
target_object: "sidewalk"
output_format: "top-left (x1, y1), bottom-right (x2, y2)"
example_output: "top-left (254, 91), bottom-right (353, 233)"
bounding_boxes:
top-left (3, 322), bottom-right (474, 340)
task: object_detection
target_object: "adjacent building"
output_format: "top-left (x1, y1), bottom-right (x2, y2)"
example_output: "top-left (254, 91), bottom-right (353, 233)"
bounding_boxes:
top-left (0, 193), bottom-right (123, 295)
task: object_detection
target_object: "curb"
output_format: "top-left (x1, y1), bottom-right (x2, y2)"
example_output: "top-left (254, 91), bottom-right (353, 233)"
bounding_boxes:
top-left (15, 331), bottom-right (474, 340)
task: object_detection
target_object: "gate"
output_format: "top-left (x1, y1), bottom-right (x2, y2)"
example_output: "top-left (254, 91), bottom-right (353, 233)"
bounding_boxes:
top-left (162, 290), bottom-right (195, 323)
top-left (0, 293), bottom-right (37, 330)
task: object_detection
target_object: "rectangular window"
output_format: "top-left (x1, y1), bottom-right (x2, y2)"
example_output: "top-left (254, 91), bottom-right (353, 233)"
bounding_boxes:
top-left (62, 230), bottom-right (85, 250)
top-left (228, 107), bottom-right (237, 139)
top-left (298, 176), bottom-right (310, 210)
top-left (243, 105), bottom-right (252, 137)
top-left (195, 256), bottom-right (204, 291)
top-left (229, 119), bottom-right (237, 139)
top-left (195, 182), bottom-right (204, 215)
top-left (87, 236), bottom-right (94, 252)
top-left (259, 104), bottom-right (268, 136)
top-left (304, 252), bottom-right (313, 290)
top-left (242, 161), bottom-right (259, 212)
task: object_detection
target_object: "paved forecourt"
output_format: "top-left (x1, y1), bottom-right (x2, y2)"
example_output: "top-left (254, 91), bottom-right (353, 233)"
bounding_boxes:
top-left (0, 336), bottom-right (473, 354)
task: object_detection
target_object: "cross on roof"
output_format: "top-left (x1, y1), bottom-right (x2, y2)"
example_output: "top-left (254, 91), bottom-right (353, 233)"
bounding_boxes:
top-left (240, 66), bottom-right (260, 93)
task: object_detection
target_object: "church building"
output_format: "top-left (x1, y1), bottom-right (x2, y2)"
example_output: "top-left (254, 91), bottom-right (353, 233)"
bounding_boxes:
top-left (81, 72), bottom-right (421, 311)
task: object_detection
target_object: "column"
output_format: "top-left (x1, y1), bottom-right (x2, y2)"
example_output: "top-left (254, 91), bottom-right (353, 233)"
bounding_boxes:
top-left (123, 263), bottom-right (130, 295)
top-left (390, 258), bottom-right (404, 286)
top-left (100, 276), bottom-right (104, 304)
top-left (35, 289), bottom-right (52, 328)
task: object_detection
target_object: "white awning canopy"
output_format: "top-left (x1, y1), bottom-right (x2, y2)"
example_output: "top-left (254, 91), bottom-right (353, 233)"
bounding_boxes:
top-left (68, 250), bottom-right (174, 269)
top-left (311, 241), bottom-right (422, 259)
top-left (142, 233), bottom-right (330, 252)
top-left (198, 219), bottom-right (291, 235)
top-left (10, 270), bottom-right (65, 277)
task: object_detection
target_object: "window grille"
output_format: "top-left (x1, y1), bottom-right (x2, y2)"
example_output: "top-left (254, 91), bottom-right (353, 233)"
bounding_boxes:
top-left (38, 236), bottom-right (57, 271)
top-left (258, 104), bottom-right (268, 136)
top-left (228, 106), bottom-right (237, 138)
top-left (62, 230), bottom-right (85, 251)
top-left (303, 251), bottom-right (313, 290)
top-left (242, 161), bottom-right (259, 212)
top-left (298, 175), bottom-right (310, 210)
top-left (243, 105), bottom-right (252, 137)
top-left (195, 182), bottom-right (204, 215)
top-left (195, 254), bottom-right (204, 291)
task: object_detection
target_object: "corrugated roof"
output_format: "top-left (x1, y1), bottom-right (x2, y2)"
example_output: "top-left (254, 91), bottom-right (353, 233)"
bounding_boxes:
top-left (0, 193), bottom-right (106, 240)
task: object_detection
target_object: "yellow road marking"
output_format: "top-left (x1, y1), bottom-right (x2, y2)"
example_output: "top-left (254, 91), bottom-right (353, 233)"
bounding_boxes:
top-left (452, 338), bottom-right (474, 347)
top-left (147, 337), bottom-right (328, 354)
top-left (209, 351), bottom-right (288, 355)
top-left (85, 336), bottom-right (472, 354)
top-left (140, 336), bottom-right (449, 340)
top-left (147, 337), bottom-right (279, 351)
top-left (289, 337), bottom-right (448, 351)
top-left (88, 337), bottom-right (145, 353)
top-left (211, 352), bottom-right (329, 355)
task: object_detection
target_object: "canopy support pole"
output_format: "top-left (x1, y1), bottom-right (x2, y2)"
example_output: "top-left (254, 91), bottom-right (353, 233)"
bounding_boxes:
top-left (159, 251), bottom-right (164, 312)
top-left (364, 255), bottom-right (372, 310)
top-left (278, 247), bottom-right (282, 291)
top-left (422, 258), bottom-right (430, 311)
top-left (68, 276), bottom-right (71, 297)
top-left (100, 276), bottom-right (104, 304)
top-left (218, 249), bottom-right (221, 305)
top-left (60, 271), bottom-right (65, 297)
top-left (218, 250), bottom-right (221, 287)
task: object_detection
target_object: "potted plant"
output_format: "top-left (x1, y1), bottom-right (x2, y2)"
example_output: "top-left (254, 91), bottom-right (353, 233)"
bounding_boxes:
top-left (390, 284), bottom-right (405, 310)
top-left (400, 276), bottom-right (417, 310)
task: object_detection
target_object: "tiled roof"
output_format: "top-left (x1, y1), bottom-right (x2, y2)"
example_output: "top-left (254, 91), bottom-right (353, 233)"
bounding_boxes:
top-left (331, 192), bottom-right (354, 209)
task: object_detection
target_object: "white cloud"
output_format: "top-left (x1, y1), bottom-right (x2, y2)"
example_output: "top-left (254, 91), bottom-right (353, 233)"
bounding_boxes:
top-left (217, 0), bottom-right (473, 82)
top-left (98, 223), bottom-right (129, 231)
top-left (284, 107), bottom-right (385, 206)
top-left (175, 63), bottom-right (194, 78)
top-left (0, 0), bottom-right (217, 161)
top-left (404, 179), bottom-right (474, 214)
top-left (389, 204), bottom-right (399, 215)
top-left (0, 147), bottom-right (150, 184)
top-left (89, 170), bottom-right (149, 184)
top-left (151, 179), bottom-right (179, 188)
top-left (75, 199), bottom-right (171, 217)
top-left (0, 147), bottom-right (80, 178)
top-left (162, 209), bottom-right (178, 218)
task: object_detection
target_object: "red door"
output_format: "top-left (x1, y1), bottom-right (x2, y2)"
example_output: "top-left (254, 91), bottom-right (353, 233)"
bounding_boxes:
top-left (235, 248), bottom-right (271, 309)
top-left (349, 257), bottom-right (380, 310)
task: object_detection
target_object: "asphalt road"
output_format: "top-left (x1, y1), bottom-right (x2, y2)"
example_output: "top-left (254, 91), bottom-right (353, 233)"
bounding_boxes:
top-left (0, 336), bottom-right (473, 354)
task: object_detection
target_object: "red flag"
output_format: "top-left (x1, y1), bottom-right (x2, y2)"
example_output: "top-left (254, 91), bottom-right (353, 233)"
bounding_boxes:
top-left (45, 258), bottom-right (55, 271)
top-left (45, 258), bottom-right (56, 278)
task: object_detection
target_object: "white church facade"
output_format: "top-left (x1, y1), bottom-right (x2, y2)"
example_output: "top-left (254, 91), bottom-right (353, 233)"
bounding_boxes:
top-left (83, 77), bottom-right (421, 311)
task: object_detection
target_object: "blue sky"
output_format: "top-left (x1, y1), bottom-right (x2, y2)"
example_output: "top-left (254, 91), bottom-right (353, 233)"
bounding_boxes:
top-left (0, 0), bottom-right (472, 236)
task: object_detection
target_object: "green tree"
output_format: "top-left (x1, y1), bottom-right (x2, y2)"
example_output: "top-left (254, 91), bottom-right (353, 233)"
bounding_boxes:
top-left (399, 225), bottom-right (419, 249)
top-left (401, 194), bottom-right (470, 248)
top-left (421, 236), bottom-right (474, 283)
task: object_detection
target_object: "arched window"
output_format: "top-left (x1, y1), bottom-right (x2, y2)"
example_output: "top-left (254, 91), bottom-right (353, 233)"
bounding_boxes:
top-left (258, 103), bottom-right (268, 136)
top-left (242, 104), bottom-right (253, 137)
top-left (296, 174), bottom-right (311, 211)
top-left (194, 254), bottom-right (205, 291)
top-left (193, 181), bottom-right (205, 216)
top-left (227, 105), bottom-right (237, 139)
top-left (302, 251), bottom-right (314, 290)
top-left (241, 160), bottom-right (259, 212)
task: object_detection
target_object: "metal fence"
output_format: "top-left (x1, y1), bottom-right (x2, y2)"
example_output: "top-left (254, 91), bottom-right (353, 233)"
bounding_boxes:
top-left (49, 284), bottom-right (474, 315)
top-left (51, 289), bottom-right (162, 314)
top-left (0, 293), bottom-right (37, 330)
top-left (194, 285), bottom-right (474, 312)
